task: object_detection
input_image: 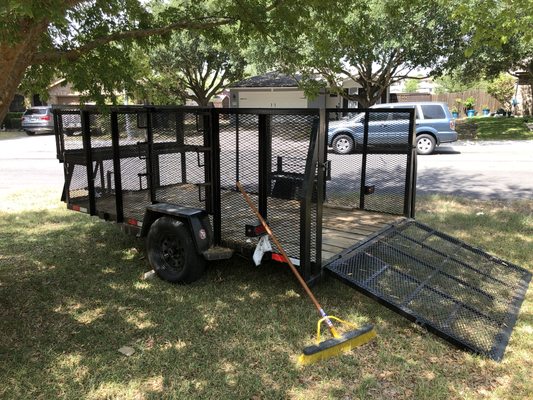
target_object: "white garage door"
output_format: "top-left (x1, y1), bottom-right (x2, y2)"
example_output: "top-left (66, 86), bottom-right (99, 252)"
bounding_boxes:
top-left (239, 90), bottom-right (307, 108)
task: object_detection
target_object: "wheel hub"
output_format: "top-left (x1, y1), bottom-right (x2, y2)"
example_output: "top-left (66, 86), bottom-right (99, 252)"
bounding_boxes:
top-left (161, 237), bottom-right (184, 270)
top-left (337, 138), bottom-right (350, 152)
top-left (418, 138), bottom-right (432, 151)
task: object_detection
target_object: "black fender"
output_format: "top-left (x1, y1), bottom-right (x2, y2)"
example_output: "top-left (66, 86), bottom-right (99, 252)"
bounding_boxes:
top-left (140, 203), bottom-right (213, 255)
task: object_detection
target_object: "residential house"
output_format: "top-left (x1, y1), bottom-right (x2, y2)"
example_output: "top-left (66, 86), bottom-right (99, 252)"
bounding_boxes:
top-left (228, 72), bottom-right (372, 110)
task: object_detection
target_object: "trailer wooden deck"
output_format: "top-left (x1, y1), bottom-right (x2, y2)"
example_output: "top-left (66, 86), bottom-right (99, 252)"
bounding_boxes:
top-left (70, 184), bottom-right (400, 262)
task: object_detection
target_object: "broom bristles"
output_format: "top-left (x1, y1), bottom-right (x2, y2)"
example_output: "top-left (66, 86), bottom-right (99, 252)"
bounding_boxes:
top-left (298, 325), bottom-right (376, 365)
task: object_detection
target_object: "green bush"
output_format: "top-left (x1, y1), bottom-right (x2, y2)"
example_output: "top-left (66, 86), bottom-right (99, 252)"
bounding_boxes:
top-left (1, 112), bottom-right (23, 129)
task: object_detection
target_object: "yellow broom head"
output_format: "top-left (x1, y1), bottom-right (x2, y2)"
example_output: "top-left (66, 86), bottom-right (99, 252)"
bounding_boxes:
top-left (298, 324), bottom-right (376, 365)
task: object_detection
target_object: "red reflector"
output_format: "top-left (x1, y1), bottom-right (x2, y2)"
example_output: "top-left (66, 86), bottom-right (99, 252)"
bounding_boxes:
top-left (40, 115), bottom-right (51, 121)
top-left (271, 253), bottom-right (285, 263)
top-left (127, 218), bottom-right (138, 226)
top-left (72, 205), bottom-right (81, 211)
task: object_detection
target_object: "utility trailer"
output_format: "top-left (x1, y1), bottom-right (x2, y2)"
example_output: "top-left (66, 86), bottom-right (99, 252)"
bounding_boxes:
top-left (54, 105), bottom-right (530, 361)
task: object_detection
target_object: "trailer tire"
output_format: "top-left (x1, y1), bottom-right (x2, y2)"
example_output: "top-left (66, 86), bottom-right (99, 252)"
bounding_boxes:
top-left (146, 216), bottom-right (205, 283)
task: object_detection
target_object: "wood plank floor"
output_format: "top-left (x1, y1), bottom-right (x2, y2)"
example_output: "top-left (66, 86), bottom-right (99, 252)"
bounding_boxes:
top-left (69, 185), bottom-right (401, 261)
top-left (321, 206), bottom-right (400, 261)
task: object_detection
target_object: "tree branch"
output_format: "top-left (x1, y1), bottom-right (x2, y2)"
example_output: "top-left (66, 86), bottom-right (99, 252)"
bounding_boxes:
top-left (32, 17), bottom-right (235, 64)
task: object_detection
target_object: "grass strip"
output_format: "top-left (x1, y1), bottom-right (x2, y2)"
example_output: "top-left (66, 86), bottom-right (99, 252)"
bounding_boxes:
top-left (456, 117), bottom-right (533, 141)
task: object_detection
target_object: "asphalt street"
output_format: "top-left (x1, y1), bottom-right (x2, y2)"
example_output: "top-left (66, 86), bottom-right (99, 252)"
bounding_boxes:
top-left (0, 133), bottom-right (532, 200)
top-left (417, 140), bottom-right (533, 200)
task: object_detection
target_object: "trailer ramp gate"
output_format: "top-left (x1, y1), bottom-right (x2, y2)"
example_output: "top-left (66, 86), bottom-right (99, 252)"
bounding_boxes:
top-left (325, 220), bottom-right (531, 361)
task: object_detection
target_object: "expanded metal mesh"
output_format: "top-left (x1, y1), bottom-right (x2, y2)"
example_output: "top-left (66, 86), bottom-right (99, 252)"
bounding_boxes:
top-left (325, 220), bottom-right (531, 360)
top-left (115, 111), bottom-right (149, 220)
top-left (269, 114), bottom-right (319, 261)
top-left (218, 111), bottom-right (319, 263)
top-left (219, 113), bottom-right (259, 251)
top-left (325, 109), bottom-right (413, 215)
top-left (90, 112), bottom-right (115, 218)
top-left (151, 109), bottom-right (210, 210)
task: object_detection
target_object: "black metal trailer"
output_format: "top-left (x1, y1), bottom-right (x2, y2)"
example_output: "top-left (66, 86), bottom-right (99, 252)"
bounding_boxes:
top-left (54, 105), bottom-right (530, 361)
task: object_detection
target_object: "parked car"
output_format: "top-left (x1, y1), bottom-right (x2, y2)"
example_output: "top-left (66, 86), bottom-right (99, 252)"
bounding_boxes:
top-left (21, 106), bottom-right (54, 135)
top-left (328, 102), bottom-right (457, 155)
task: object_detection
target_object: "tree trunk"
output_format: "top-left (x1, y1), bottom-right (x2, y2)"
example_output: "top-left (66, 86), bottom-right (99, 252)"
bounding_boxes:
top-left (0, 20), bottom-right (49, 123)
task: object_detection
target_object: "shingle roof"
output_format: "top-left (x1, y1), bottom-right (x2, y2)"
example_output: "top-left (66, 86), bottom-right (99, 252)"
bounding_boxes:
top-left (231, 72), bottom-right (302, 88)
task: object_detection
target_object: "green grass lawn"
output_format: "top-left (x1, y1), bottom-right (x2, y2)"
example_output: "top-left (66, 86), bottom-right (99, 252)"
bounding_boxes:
top-left (0, 190), bottom-right (531, 399)
top-left (456, 117), bottom-right (533, 141)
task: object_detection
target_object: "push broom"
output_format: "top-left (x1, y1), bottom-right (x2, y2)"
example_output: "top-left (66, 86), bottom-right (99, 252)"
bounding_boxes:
top-left (236, 182), bottom-right (376, 365)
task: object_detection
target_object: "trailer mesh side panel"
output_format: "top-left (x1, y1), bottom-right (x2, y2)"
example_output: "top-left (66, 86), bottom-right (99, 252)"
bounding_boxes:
top-left (325, 220), bottom-right (531, 360)
top-left (116, 112), bottom-right (149, 220)
top-left (325, 110), bottom-right (413, 215)
top-left (57, 110), bottom-right (87, 205)
top-left (219, 113), bottom-right (260, 251)
top-left (217, 111), bottom-right (319, 263)
top-left (151, 110), bottom-right (209, 210)
top-left (89, 113), bottom-right (115, 218)
top-left (325, 111), bottom-right (364, 208)
top-left (269, 114), bottom-right (319, 262)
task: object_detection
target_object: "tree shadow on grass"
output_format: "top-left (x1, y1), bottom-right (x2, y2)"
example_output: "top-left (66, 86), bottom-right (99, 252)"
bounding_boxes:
top-left (1, 205), bottom-right (531, 399)
top-left (0, 209), bottom-right (309, 399)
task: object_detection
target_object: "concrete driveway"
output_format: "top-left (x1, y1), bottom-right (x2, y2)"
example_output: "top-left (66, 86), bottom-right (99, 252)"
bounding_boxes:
top-left (0, 133), bottom-right (532, 200)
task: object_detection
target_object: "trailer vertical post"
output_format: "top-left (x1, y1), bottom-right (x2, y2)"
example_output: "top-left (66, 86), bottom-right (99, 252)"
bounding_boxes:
top-left (81, 109), bottom-right (96, 216)
top-left (203, 110), bottom-right (213, 213)
top-left (110, 111), bottom-right (124, 222)
top-left (145, 108), bottom-right (156, 203)
top-left (315, 108), bottom-right (327, 276)
top-left (175, 110), bottom-right (187, 184)
top-left (258, 114), bottom-right (271, 218)
top-left (404, 109), bottom-right (417, 218)
top-left (300, 117), bottom-right (320, 282)
top-left (359, 110), bottom-right (370, 211)
top-left (235, 113), bottom-right (240, 184)
top-left (211, 109), bottom-right (222, 245)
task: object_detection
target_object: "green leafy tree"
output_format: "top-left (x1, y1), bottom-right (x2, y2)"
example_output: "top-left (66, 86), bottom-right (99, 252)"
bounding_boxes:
top-left (142, 29), bottom-right (246, 106)
top-left (255, 0), bottom-right (463, 107)
top-left (404, 79), bottom-right (420, 93)
top-left (450, 0), bottom-right (533, 114)
top-left (433, 72), bottom-right (488, 94)
top-left (0, 0), bottom-right (286, 121)
top-left (487, 73), bottom-right (516, 111)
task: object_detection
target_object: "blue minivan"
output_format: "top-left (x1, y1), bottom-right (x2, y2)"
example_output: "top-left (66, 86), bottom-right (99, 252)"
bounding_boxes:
top-left (328, 102), bottom-right (457, 155)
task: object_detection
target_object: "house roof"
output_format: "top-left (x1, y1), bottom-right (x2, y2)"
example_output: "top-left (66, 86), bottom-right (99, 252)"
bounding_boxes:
top-left (48, 78), bottom-right (67, 89)
top-left (231, 72), bottom-right (302, 88)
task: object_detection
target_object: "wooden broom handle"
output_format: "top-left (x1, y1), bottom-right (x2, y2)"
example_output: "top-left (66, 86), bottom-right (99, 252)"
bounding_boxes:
top-left (236, 181), bottom-right (324, 315)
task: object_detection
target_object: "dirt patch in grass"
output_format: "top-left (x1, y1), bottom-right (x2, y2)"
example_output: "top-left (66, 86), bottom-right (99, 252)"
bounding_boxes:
top-left (455, 119), bottom-right (478, 140)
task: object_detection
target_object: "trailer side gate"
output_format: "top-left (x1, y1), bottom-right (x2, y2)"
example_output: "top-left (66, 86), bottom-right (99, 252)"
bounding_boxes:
top-left (53, 105), bottom-right (530, 361)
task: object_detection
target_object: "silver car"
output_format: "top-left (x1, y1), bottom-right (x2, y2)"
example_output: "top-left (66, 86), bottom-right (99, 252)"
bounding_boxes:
top-left (328, 102), bottom-right (457, 155)
top-left (21, 106), bottom-right (54, 135)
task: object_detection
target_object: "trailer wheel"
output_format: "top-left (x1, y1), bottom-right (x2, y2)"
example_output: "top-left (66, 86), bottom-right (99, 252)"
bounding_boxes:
top-left (146, 216), bottom-right (205, 283)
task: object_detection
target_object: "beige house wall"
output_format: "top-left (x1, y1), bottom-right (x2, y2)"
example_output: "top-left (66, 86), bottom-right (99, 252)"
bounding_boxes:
top-left (47, 81), bottom-right (81, 105)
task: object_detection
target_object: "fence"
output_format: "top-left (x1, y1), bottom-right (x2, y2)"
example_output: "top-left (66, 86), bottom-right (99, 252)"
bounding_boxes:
top-left (391, 89), bottom-right (503, 116)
